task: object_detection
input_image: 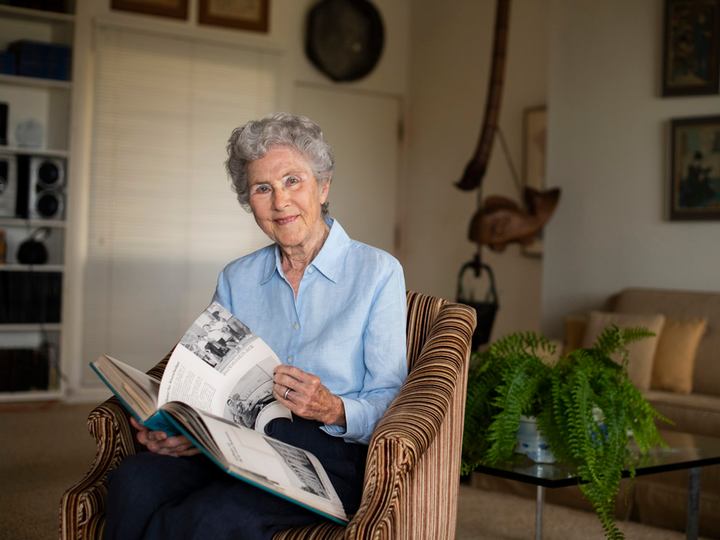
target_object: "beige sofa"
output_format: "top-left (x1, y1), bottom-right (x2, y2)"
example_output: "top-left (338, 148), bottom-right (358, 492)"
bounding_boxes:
top-left (472, 288), bottom-right (720, 538)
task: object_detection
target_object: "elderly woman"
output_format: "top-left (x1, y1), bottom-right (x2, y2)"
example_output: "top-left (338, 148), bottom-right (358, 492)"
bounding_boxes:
top-left (104, 113), bottom-right (407, 540)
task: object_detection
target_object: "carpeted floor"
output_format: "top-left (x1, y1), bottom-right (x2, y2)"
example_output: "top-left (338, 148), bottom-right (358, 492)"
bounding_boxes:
top-left (0, 403), bottom-right (710, 540)
top-left (0, 402), bottom-right (97, 540)
top-left (455, 484), bottom-right (711, 539)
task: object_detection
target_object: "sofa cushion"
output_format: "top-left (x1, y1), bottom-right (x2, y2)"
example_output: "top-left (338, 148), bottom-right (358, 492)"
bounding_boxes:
top-left (643, 389), bottom-right (720, 438)
top-left (581, 311), bottom-right (665, 390)
top-left (613, 288), bottom-right (720, 397)
top-left (651, 317), bottom-right (707, 394)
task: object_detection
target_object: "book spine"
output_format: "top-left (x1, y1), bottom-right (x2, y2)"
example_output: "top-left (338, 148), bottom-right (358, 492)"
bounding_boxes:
top-left (144, 411), bottom-right (180, 437)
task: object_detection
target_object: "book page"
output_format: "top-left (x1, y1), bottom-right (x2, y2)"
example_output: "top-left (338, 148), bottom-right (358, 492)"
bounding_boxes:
top-left (91, 355), bottom-right (160, 420)
top-left (158, 302), bottom-right (291, 431)
top-left (161, 403), bottom-right (347, 522)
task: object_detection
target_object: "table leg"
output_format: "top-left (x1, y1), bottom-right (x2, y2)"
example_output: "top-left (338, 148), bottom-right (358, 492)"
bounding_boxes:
top-left (535, 485), bottom-right (545, 540)
top-left (687, 467), bottom-right (700, 540)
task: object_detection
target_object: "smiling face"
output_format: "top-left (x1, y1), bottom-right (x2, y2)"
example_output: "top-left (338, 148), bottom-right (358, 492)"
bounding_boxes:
top-left (247, 146), bottom-right (330, 257)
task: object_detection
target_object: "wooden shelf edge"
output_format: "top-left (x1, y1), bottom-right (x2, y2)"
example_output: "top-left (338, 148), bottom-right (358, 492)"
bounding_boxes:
top-left (0, 146), bottom-right (69, 158)
top-left (0, 73), bottom-right (72, 89)
top-left (0, 390), bottom-right (64, 403)
top-left (0, 5), bottom-right (75, 24)
top-left (0, 217), bottom-right (67, 228)
top-left (0, 264), bottom-right (65, 272)
top-left (0, 324), bottom-right (62, 332)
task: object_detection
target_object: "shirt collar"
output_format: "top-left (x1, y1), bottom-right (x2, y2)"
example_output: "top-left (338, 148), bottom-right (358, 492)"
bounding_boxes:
top-left (260, 218), bottom-right (350, 285)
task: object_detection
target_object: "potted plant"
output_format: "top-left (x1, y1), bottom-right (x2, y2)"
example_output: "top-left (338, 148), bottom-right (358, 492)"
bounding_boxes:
top-left (461, 326), bottom-right (671, 540)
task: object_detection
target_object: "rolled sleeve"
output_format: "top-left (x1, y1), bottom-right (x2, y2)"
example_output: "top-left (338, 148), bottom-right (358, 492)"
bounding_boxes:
top-left (321, 260), bottom-right (407, 445)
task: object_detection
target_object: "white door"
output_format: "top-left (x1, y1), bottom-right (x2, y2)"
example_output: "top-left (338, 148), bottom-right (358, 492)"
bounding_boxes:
top-left (294, 84), bottom-right (402, 255)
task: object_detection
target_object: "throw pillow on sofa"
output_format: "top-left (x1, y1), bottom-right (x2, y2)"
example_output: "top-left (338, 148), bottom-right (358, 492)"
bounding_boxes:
top-left (651, 317), bottom-right (707, 394)
top-left (581, 311), bottom-right (666, 390)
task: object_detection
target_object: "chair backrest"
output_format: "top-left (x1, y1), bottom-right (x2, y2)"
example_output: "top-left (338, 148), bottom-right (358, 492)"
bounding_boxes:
top-left (344, 291), bottom-right (476, 539)
top-left (405, 291), bottom-right (448, 370)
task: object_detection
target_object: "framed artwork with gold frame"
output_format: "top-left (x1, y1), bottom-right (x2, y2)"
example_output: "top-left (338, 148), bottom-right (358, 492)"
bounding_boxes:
top-left (199, 0), bottom-right (270, 33)
top-left (111, 0), bottom-right (189, 20)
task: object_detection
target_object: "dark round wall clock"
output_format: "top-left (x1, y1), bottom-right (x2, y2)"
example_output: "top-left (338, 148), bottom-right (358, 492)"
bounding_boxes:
top-left (305, 0), bottom-right (385, 82)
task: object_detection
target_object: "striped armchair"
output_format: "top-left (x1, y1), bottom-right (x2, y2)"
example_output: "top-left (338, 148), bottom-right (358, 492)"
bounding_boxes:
top-left (60, 291), bottom-right (476, 540)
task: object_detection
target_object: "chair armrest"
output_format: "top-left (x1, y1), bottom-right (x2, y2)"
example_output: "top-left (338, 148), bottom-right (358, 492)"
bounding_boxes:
top-left (60, 397), bottom-right (140, 540)
top-left (60, 352), bottom-right (173, 540)
top-left (346, 303), bottom-right (475, 538)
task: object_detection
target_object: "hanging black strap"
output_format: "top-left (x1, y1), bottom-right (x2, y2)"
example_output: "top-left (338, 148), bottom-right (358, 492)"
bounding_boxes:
top-left (457, 256), bottom-right (498, 307)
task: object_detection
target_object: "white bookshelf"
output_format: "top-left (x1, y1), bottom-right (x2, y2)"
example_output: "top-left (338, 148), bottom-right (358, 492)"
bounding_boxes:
top-left (0, 3), bottom-right (74, 401)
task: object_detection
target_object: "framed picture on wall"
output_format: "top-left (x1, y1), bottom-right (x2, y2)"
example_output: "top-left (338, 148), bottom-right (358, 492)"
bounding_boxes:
top-left (662, 0), bottom-right (720, 97)
top-left (522, 106), bottom-right (547, 257)
top-left (669, 115), bottom-right (720, 220)
top-left (198, 0), bottom-right (270, 33)
top-left (111, 0), bottom-right (189, 20)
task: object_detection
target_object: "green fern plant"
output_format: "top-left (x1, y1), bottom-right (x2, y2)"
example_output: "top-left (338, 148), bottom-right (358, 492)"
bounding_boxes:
top-left (461, 326), bottom-right (671, 540)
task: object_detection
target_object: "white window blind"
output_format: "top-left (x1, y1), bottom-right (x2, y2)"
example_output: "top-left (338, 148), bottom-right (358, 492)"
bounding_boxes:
top-left (82, 26), bottom-right (280, 384)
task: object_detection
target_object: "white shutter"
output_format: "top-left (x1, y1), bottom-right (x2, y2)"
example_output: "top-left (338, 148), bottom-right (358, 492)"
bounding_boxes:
top-left (82, 26), bottom-right (279, 382)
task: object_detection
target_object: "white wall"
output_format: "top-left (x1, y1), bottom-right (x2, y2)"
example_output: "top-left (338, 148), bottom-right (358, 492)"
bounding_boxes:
top-left (542, 0), bottom-right (720, 337)
top-left (405, 0), bottom-right (550, 339)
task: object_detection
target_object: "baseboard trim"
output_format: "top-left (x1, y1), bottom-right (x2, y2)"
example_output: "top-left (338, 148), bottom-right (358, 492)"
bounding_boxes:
top-left (64, 386), bottom-right (112, 404)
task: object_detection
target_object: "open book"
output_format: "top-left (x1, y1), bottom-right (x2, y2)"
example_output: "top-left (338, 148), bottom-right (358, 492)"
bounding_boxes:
top-left (90, 302), bottom-right (348, 524)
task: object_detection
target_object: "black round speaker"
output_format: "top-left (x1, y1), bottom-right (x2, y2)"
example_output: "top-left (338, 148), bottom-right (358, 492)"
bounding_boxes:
top-left (35, 192), bottom-right (61, 218)
top-left (306, 0), bottom-right (385, 82)
top-left (38, 161), bottom-right (61, 187)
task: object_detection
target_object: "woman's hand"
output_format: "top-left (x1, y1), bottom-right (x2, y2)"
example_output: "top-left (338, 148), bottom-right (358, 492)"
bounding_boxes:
top-left (273, 365), bottom-right (346, 426)
top-left (130, 416), bottom-right (201, 457)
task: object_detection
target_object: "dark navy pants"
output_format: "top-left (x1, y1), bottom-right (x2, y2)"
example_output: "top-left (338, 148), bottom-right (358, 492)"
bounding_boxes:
top-left (103, 416), bottom-right (368, 540)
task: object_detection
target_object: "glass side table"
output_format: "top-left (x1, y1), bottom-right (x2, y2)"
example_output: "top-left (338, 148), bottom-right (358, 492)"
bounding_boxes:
top-left (471, 430), bottom-right (720, 540)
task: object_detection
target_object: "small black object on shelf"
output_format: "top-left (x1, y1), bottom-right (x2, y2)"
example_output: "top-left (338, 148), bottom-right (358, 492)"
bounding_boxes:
top-left (17, 226), bottom-right (50, 265)
top-left (7, 1), bottom-right (69, 14)
top-left (0, 102), bottom-right (7, 145)
top-left (7, 40), bottom-right (72, 81)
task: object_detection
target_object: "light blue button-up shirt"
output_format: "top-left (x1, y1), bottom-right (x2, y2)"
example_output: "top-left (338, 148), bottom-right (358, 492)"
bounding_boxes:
top-left (212, 219), bottom-right (407, 445)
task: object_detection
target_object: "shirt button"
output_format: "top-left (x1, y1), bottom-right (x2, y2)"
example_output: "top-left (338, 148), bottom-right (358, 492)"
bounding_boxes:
top-left (293, 323), bottom-right (298, 330)
top-left (307, 267), bottom-right (314, 274)
top-left (286, 356), bottom-right (292, 363)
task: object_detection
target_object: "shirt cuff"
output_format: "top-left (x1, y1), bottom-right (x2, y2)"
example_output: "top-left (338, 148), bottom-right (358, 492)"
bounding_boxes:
top-left (320, 396), bottom-right (366, 443)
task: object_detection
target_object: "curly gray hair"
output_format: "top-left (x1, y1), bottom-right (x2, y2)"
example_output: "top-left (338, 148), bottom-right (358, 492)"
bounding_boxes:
top-left (226, 113), bottom-right (334, 217)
